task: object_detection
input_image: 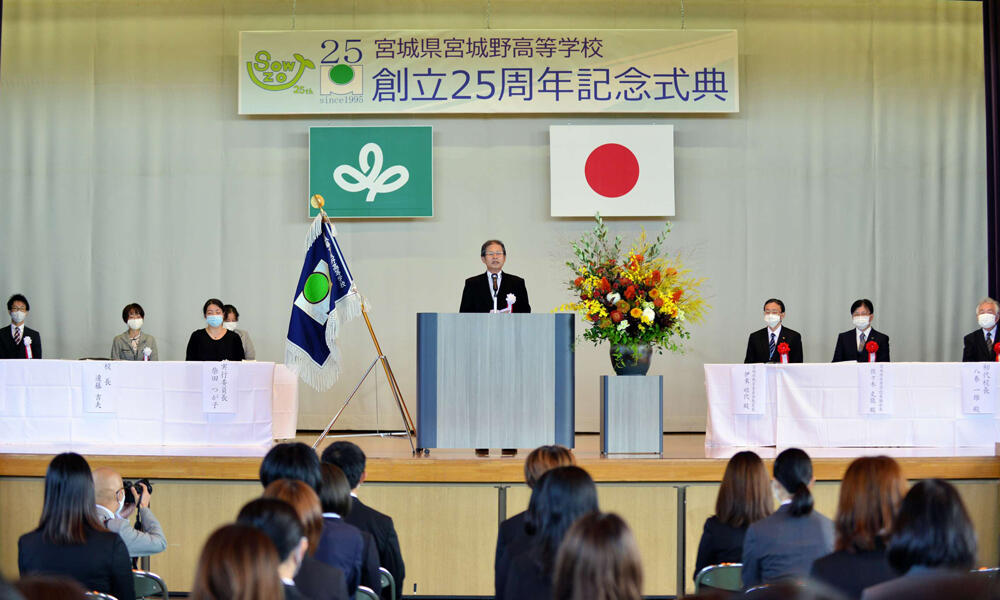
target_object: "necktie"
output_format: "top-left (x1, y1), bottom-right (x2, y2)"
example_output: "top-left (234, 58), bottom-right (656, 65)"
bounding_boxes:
top-left (768, 332), bottom-right (775, 357)
top-left (988, 332), bottom-right (994, 351)
top-left (859, 331), bottom-right (866, 352)
top-left (13, 327), bottom-right (21, 346)
top-left (491, 273), bottom-right (498, 294)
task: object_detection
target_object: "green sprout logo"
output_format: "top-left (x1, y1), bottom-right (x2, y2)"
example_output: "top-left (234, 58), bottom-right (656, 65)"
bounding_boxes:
top-left (247, 50), bottom-right (315, 91)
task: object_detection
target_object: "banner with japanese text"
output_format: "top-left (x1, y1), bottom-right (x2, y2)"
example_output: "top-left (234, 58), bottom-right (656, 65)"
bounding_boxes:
top-left (238, 29), bottom-right (739, 114)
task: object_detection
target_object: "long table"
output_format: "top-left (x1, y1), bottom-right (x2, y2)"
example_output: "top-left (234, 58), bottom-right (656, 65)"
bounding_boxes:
top-left (706, 362), bottom-right (1000, 447)
top-left (0, 360), bottom-right (298, 456)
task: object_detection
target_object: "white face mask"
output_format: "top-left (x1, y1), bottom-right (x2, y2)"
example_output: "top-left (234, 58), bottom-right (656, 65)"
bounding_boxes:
top-left (10, 311), bottom-right (25, 324)
top-left (853, 316), bottom-right (871, 330)
top-left (223, 321), bottom-right (238, 331)
top-left (979, 313), bottom-right (997, 330)
top-left (764, 314), bottom-right (781, 328)
top-left (127, 318), bottom-right (143, 331)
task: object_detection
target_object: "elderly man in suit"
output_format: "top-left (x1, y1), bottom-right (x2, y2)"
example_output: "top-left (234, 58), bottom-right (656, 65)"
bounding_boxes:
top-left (832, 299), bottom-right (890, 362)
top-left (92, 467), bottom-right (167, 558)
top-left (0, 294), bottom-right (42, 359)
top-left (459, 240), bottom-right (531, 314)
top-left (744, 298), bottom-right (803, 363)
top-left (963, 297), bottom-right (1000, 362)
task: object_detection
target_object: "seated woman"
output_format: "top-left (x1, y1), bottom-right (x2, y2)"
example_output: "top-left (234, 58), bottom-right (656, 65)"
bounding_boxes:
top-left (190, 523), bottom-right (283, 600)
top-left (811, 456), bottom-right (906, 598)
top-left (861, 479), bottom-right (982, 600)
top-left (185, 298), bottom-right (245, 361)
top-left (110, 302), bottom-right (158, 361)
top-left (500, 465), bottom-right (600, 600)
top-left (223, 304), bottom-right (256, 360)
top-left (17, 453), bottom-right (133, 600)
top-left (741, 448), bottom-right (834, 588)
top-left (553, 512), bottom-right (643, 600)
top-left (314, 463), bottom-right (380, 596)
top-left (694, 451), bottom-right (772, 582)
top-left (264, 478), bottom-right (349, 600)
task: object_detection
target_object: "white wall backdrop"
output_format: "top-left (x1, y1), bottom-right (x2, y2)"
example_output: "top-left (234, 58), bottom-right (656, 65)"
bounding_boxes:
top-left (0, 0), bottom-right (987, 432)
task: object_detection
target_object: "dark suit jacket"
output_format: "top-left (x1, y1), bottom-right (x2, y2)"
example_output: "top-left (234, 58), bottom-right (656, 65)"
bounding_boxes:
top-left (963, 329), bottom-right (998, 362)
top-left (344, 497), bottom-right (405, 600)
top-left (861, 568), bottom-right (993, 600)
top-left (495, 511), bottom-right (532, 600)
top-left (810, 546), bottom-right (897, 600)
top-left (832, 329), bottom-right (890, 363)
top-left (693, 516), bottom-right (748, 581)
top-left (0, 324), bottom-right (42, 359)
top-left (18, 526), bottom-right (134, 600)
top-left (740, 504), bottom-right (834, 588)
top-left (359, 530), bottom-right (382, 596)
top-left (284, 582), bottom-right (309, 600)
top-left (459, 272), bottom-right (531, 313)
top-left (501, 549), bottom-right (551, 600)
top-left (315, 517), bottom-right (366, 595)
top-left (295, 556), bottom-right (349, 600)
top-left (744, 327), bottom-right (803, 364)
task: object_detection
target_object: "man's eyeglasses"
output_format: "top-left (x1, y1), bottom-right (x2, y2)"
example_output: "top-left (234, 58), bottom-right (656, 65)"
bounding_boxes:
top-left (484, 252), bottom-right (505, 257)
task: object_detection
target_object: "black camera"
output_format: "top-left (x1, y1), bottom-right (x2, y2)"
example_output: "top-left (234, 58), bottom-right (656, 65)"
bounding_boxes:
top-left (121, 478), bottom-right (154, 507)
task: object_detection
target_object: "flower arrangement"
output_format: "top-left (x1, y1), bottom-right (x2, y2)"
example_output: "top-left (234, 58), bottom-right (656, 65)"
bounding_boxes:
top-left (557, 214), bottom-right (707, 365)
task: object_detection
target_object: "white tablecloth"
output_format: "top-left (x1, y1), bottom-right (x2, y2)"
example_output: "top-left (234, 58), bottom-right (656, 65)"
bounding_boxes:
top-left (705, 363), bottom-right (1000, 448)
top-left (0, 360), bottom-right (298, 456)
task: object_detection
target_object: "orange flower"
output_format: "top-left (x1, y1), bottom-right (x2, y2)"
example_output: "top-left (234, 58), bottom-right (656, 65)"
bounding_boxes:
top-left (649, 289), bottom-right (660, 299)
top-left (636, 254), bottom-right (644, 264)
top-left (624, 285), bottom-right (636, 300)
top-left (665, 268), bottom-right (677, 277)
top-left (652, 270), bottom-right (661, 283)
top-left (610, 310), bottom-right (624, 323)
top-left (617, 300), bottom-right (630, 312)
top-left (599, 277), bottom-right (611, 292)
top-left (630, 307), bottom-right (643, 319)
top-left (573, 276), bottom-right (584, 287)
top-left (672, 289), bottom-right (683, 302)
top-left (654, 297), bottom-right (664, 308)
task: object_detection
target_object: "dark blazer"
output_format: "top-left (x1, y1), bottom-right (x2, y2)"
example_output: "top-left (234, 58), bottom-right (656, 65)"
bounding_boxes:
top-left (810, 546), bottom-right (897, 600)
top-left (315, 517), bottom-right (367, 595)
top-left (744, 327), bottom-right (803, 364)
top-left (359, 530), bottom-right (382, 596)
top-left (740, 504), bottom-right (834, 588)
top-left (0, 324), bottom-right (42, 359)
top-left (693, 516), bottom-right (748, 581)
top-left (18, 526), bottom-right (134, 600)
top-left (344, 496), bottom-right (405, 600)
top-left (963, 329), bottom-right (998, 362)
top-left (832, 329), bottom-right (890, 363)
top-left (284, 583), bottom-right (309, 600)
top-left (861, 568), bottom-right (993, 600)
top-left (295, 556), bottom-right (349, 600)
top-left (459, 272), bottom-right (531, 313)
top-left (501, 549), bottom-right (551, 600)
top-left (495, 511), bottom-right (532, 600)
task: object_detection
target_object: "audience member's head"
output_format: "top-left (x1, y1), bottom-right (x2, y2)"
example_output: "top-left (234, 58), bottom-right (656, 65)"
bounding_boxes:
top-left (834, 456), bottom-right (907, 553)
top-left (236, 498), bottom-right (309, 582)
top-left (259, 442), bottom-right (322, 494)
top-left (12, 575), bottom-right (84, 600)
top-left (319, 462), bottom-right (353, 517)
top-left (772, 448), bottom-right (814, 517)
top-left (887, 478), bottom-right (977, 574)
top-left (38, 453), bottom-right (104, 544)
top-left (320, 441), bottom-right (366, 490)
top-left (191, 524), bottom-right (283, 600)
top-left (91, 467), bottom-right (126, 516)
top-left (553, 512), bottom-right (642, 600)
top-left (524, 445), bottom-right (576, 489)
top-left (263, 478), bottom-right (324, 556)
top-left (715, 450), bottom-right (772, 528)
top-left (526, 465), bottom-right (599, 570)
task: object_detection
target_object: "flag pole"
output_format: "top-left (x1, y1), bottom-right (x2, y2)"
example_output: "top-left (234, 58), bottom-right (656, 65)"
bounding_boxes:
top-left (308, 195), bottom-right (418, 455)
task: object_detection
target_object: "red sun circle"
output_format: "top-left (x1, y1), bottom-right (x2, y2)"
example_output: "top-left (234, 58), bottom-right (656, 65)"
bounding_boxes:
top-left (584, 143), bottom-right (640, 198)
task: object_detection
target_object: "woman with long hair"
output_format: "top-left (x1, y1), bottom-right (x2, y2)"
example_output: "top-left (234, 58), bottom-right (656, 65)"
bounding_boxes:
top-left (499, 465), bottom-right (600, 600)
top-left (740, 448), bottom-right (834, 588)
top-left (694, 451), bottom-right (772, 581)
top-left (190, 524), bottom-right (284, 600)
top-left (553, 512), bottom-right (643, 600)
top-left (810, 456), bottom-right (906, 598)
top-left (17, 453), bottom-right (133, 600)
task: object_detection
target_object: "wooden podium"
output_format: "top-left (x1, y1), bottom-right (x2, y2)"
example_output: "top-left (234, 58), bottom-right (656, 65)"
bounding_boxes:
top-left (416, 313), bottom-right (575, 450)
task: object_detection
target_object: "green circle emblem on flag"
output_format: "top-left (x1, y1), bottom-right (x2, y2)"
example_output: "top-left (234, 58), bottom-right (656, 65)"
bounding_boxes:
top-left (303, 272), bottom-right (331, 303)
top-left (330, 64), bottom-right (354, 85)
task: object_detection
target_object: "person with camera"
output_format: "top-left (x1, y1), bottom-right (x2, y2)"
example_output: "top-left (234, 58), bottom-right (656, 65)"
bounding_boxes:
top-left (93, 467), bottom-right (167, 557)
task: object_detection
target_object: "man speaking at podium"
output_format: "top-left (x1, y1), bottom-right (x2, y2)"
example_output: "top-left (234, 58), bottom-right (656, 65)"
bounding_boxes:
top-left (459, 240), bottom-right (532, 314)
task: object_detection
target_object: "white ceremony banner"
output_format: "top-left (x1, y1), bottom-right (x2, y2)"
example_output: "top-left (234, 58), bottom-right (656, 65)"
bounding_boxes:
top-left (730, 364), bottom-right (766, 415)
top-left (238, 29), bottom-right (739, 114)
top-left (858, 363), bottom-right (894, 415)
top-left (962, 363), bottom-right (998, 414)
top-left (82, 361), bottom-right (116, 413)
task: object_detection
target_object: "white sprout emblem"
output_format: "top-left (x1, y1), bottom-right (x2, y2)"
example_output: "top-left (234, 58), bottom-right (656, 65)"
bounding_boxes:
top-left (333, 142), bottom-right (409, 203)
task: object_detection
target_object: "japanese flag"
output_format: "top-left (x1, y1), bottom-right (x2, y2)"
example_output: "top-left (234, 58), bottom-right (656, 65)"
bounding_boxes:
top-left (549, 125), bottom-right (674, 217)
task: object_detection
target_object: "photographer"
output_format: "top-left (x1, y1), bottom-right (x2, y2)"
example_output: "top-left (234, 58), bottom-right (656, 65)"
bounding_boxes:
top-left (92, 467), bottom-right (167, 557)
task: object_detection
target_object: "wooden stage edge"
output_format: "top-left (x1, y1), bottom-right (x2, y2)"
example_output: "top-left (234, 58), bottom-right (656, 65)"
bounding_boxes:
top-left (2, 433), bottom-right (999, 482)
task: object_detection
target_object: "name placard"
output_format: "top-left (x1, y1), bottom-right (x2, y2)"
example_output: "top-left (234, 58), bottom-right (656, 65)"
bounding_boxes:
top-left (858, 363), bottom-right (893, 415)
top-left (82, 362), bottom-right (116, 413)
top-left (731, 364), bottom-right (766, 415)
top-left (202, 362), bottom-right (239, 414)
top-left (962, 363), bottom-right (998, 414)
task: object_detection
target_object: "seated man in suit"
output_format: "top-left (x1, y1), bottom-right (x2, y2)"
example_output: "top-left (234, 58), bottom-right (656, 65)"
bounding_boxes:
top-left (1, 294), bottom-right (42, 359)
top-left (963, 297), bottom-right (1000, 362)
top-left (460, 240), bottom-right (531, 313)
top-left (92, 467), bottom-right (167, 558)
top-left (832, 298), bottom-right (890, 362)
top-left (744, 298), bottom-right (803, 363)
top-left (322, 441), bottom-right (405, 600)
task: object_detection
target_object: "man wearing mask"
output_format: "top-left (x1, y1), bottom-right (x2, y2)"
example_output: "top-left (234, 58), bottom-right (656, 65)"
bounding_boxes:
top-left (92, 467), bottom-right (167, 558)
top-left (744, 298), bottom-right (803, 363)
top-left (963, 298), bottom-right (1000, 362)
top-left (0, 294), bottom-right (41, 359)
top-left (832, 299), bottom-right (890, 362)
